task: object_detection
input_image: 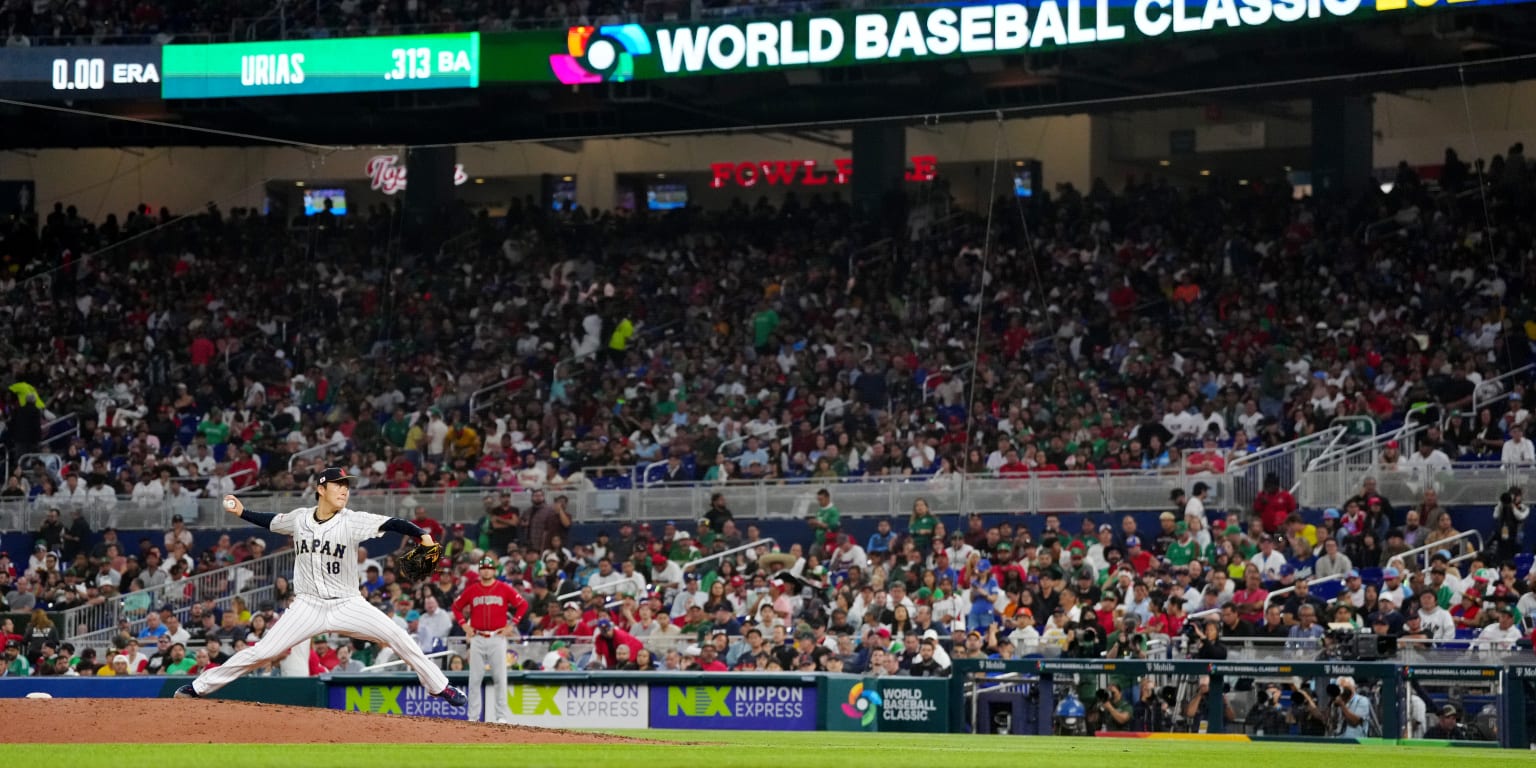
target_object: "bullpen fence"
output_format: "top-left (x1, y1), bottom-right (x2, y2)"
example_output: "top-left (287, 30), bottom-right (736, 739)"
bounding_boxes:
top-left (3, 663), bottom-right (1535, 747)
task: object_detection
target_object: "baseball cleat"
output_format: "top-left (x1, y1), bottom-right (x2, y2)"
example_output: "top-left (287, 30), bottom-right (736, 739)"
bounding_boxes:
top-left (434, 685), bottom-right (467, 707)
top-left (174, 684), bottom-right (200, 699)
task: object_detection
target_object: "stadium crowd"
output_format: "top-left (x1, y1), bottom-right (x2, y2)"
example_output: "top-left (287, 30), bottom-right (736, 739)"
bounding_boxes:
top-left (1, 142), bottom-right (1534, 740)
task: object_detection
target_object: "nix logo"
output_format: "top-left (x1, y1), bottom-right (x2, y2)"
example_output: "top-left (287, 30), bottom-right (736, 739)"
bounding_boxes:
top-left (840, 682), bottom-right (881, 726)
top-left (508, 684), bottom-right (562, 716)
top-left (549, 24), bottom-right (652, 84)
top-left (344, 685), bottom-right (403, 714)
top-left (667, 686), bottom-right (731, 717)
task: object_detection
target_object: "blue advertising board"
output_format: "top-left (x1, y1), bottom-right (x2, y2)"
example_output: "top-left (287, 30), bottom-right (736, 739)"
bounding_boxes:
top-left (328, 682), bottom-right (466, 719)
top-left (649, 683), bottom-right (817, 731)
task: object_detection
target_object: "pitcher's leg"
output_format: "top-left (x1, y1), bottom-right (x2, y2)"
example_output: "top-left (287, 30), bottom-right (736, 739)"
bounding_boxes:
top-left (191, 600), bottom-right (328, 695)
top-left (336, 598), bottom-right (450, 694)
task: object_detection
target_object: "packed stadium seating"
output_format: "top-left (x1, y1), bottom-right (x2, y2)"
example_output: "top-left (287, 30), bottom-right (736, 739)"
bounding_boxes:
top-left (1, 135), bottom-right (1533, 743)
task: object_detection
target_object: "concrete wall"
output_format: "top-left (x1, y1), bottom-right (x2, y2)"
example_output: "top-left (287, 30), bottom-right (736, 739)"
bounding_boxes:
top-left (1374, 80), bottom-right (1536, 168)
top-left (0, 113), bottom-right (1099, 217)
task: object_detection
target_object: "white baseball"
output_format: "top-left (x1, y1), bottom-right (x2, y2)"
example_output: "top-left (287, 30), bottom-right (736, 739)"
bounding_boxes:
top-left (224, 498), bottom-right (238, 510)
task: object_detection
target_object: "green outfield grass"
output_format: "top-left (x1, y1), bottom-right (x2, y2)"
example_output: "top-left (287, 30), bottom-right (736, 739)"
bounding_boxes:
top-left (12, 731), bottom-right (1536, 768)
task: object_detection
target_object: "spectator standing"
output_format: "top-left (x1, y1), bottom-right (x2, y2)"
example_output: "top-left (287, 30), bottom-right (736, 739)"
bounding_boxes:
top-left (703, 493), bottom-right (736, 534)
top-left (808, 488), bottom-right (841, 549)
top-left (908, 498), bottom-right (938, 555)
top-left (1253, 474), bottom-right (1297, 534)
top-left (59, 509), bottom-right (90, 563)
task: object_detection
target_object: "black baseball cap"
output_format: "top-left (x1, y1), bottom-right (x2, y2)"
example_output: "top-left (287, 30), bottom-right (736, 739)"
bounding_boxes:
top-left (316, 467), bottom-right (355, 486)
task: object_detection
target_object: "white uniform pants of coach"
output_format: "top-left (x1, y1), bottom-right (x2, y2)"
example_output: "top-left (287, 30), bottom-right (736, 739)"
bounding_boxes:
top-left (467, 633), bottom-right (509, 723)
top-left (191, 595), bottom-right (450, 696)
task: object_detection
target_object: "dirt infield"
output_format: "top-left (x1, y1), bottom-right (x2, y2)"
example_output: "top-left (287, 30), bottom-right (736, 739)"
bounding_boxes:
top-left (0, 698), bottom-right (651, 744)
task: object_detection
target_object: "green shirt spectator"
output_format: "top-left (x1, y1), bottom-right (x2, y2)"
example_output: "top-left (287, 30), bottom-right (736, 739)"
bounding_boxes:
top-left (909, 502), bottom-right (938, 554)
top-left (1166, 526), bottom-right (1196, 566)
top-left (811, 489), bottom-right (841, 547)
top-left (197, 415), bottom-right (230, 447)
top-left (382, 412), bottom-right (410, 448)
top-left (752, 307), bottom-right (779, 348)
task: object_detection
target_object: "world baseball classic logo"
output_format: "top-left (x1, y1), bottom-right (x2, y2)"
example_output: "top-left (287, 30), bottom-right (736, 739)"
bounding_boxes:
top-left (549, 24), bottom-right (652, 84)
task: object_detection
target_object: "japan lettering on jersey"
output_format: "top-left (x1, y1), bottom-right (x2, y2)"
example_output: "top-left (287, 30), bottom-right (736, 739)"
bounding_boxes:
top-left (271, 506), bottom-right (390, 599)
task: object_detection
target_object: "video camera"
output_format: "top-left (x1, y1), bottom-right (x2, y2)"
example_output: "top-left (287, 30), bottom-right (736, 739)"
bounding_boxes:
top-left (1320, 625), bottom-right (1396, 661)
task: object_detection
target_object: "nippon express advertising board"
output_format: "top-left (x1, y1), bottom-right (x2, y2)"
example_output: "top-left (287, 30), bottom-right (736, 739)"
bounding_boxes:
top-left (481, 0), bottom-right (1526, 84)
top-left (649, 683), bottom-right (817, 731)
top-left (331, 681), bottom-right (649, 728)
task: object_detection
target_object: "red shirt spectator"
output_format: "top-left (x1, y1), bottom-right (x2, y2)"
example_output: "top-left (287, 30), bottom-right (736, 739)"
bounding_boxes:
top-left (189, 336), bottom-right (215, 366)
top-left (1253, 479), bottom-right (1298, 534)
top-left (411, 511), bottom-right (445, 543)
top-left (229, 453), bottom-right (260, 490)
top-left (592, 620), bottom-right (644, 668)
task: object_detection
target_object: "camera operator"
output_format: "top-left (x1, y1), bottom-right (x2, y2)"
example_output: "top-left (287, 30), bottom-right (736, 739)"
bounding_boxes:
top-left (1492, 486), bottom-right (1527, 561)
top-left (1328, 676), bottom-right (1376, 738)
top-left (1068, 609), bottom-right (1105, 659)
top-left (1187, 615), bottom-right (1228, 660)
top-left (1094, 682), bottom-right (1133, 732)
top-left (1106, 617), bottom-right (1148, 660)
top-left (1133, 678), bottom-right (1178, 732)
top-left (1286, 681), bottom-right (1330, 736)
top-left (1246, 683), bottom-right (1290, 735)
top-left (1181, 675), bottom-right (1236, 731)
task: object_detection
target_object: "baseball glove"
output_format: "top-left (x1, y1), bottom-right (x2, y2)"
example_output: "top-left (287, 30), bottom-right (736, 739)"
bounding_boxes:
top-left (397, 541), bottom-right (443, 581)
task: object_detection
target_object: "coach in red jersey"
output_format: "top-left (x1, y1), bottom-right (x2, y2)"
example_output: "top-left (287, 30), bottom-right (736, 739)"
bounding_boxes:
top-left (452, 556), bottom-right (529, 723)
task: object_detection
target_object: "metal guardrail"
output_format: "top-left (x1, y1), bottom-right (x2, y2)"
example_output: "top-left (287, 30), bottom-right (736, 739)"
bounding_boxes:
top-left (1396, 528), bottom-right (1484, 570)
top-left (1305, 462), bottom-right (1535, 509)
top-left (59, 548), bottom-right (295, 643)
top-left (288, 439), bottom-right (341, 471)
top-left (1227, 427), bottom-right (1346, 512)
top-left (1469, 362), bottom-right (1536, 419)
top-left (1, 471), bottom-right (1233, 531)
top-left (550, 539), bottom-right (775, 602)
top-left (1298, 421), bottom-right (1431, 507)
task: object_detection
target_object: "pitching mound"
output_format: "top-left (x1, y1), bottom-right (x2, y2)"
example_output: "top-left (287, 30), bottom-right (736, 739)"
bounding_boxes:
top-left (0, 698), bottom-right (651, 744)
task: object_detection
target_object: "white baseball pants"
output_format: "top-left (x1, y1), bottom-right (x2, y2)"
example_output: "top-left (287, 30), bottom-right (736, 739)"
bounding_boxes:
top-left (191, 595), bottom-right (450, 696)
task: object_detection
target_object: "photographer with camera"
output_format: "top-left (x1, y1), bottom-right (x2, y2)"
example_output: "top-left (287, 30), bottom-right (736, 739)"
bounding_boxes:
top-left (1285, 680), bottom-right (1330, 736)
top-left (1327, 676), bottom-right (1377, 738)
top-left (1187, 615), bottom-right (1228, 660)
top-left (1492, 486), bottom-right (1528, 561)
top-left (1094, 682), bottom-right (1133, 732)
top-left (1068, 609), bottom-right (1106, 659)
top-left (1246, 683), bottom-right (1290, 735)
top-left (1133, 678), bottom-right (1178, 732)
top-left (1181, 675), bottom-right (1236, 731)
top-left (1106, 617), bottom-right (1148, 660)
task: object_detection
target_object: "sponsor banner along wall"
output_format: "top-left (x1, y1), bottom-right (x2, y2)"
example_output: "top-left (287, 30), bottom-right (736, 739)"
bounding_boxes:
top-left (649, 683), bottom-right (818, 731)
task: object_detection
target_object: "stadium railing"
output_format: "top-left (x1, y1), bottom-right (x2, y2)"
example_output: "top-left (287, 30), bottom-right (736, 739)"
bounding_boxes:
top-left (59, 548), bottom-right (296, 643)
top-left (1297, 421), bottom-right (1431, 507)
top-left (1226, 426), bottom-right (1347, 512)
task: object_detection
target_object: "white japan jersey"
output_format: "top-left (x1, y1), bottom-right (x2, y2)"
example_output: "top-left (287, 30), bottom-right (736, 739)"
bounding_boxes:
top-left (270, 506), bottom-right (390, 600)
